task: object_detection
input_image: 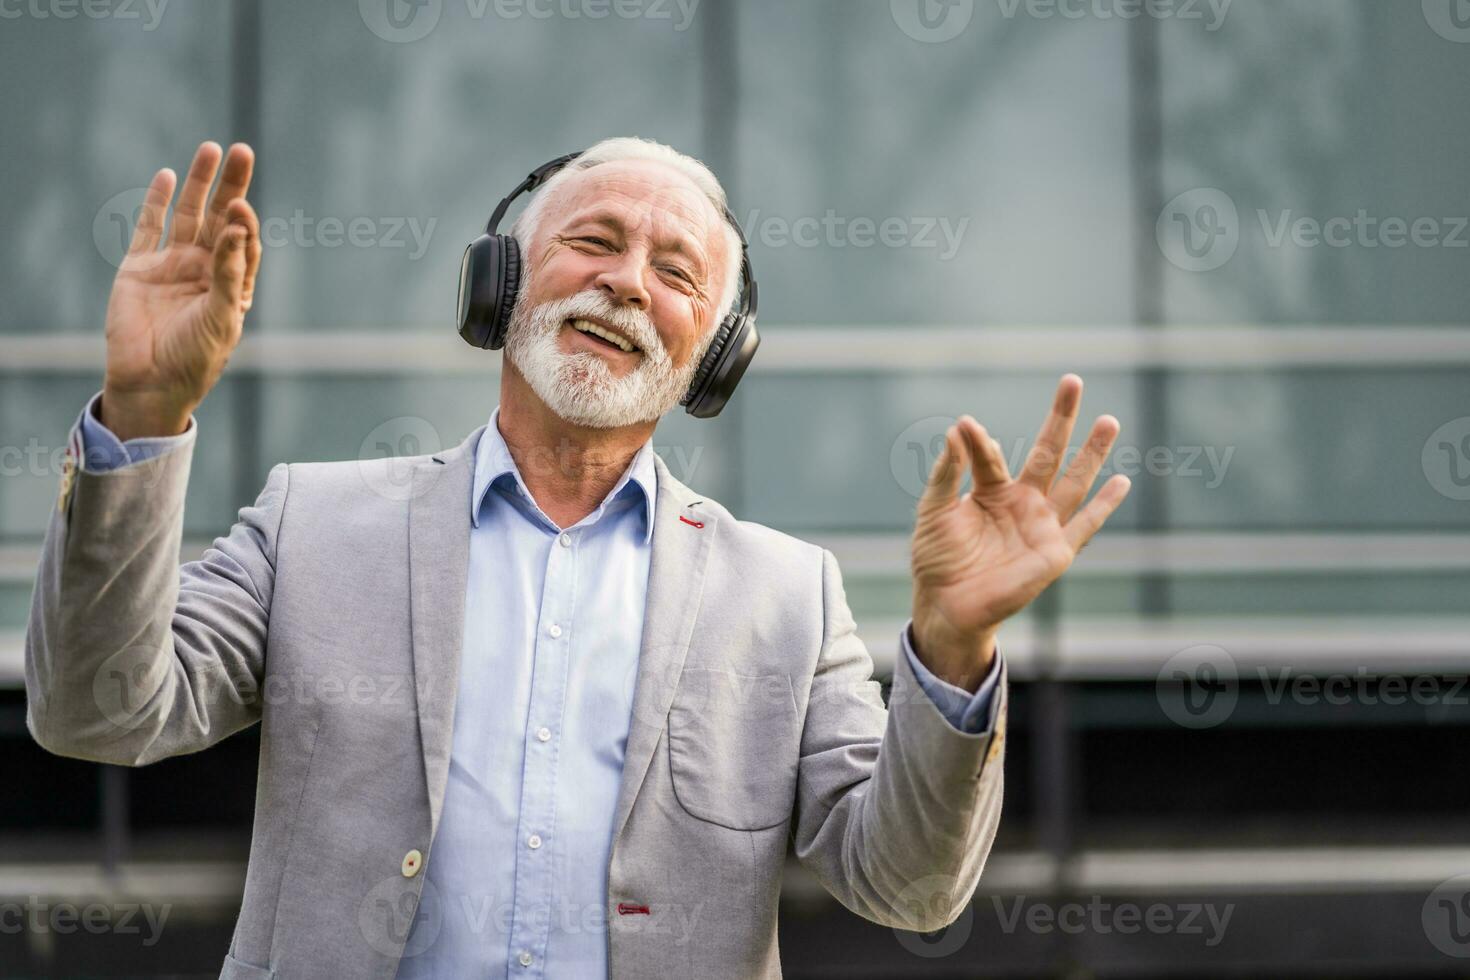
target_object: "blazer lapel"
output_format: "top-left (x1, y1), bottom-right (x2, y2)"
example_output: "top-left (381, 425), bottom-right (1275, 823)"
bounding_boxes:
top-left (408, 424), bottom-right (483, 840)
top-left (611, 454), bottom-right (718, 844)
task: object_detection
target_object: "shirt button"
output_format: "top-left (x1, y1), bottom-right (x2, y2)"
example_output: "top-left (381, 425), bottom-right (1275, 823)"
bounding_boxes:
top-left (518, 950), bottom-right (533, 966)
top-left (558, 532), bottom-right (572, 548)
top-left (536, 726), bottom-right (551, 742)
top-left (401, 849), bottom-right (423, 878)
top-left (528, 834), bottom-right (542, 849)
top-left (548, 624), bottom-right (562, 638)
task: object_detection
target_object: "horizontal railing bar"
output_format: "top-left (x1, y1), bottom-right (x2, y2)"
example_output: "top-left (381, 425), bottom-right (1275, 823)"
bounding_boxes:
top-left (4, 615), bottom-right (1467, 688)
top-left (3, 844), bottom-right (1459, 905)
top-left (809, 532), bottom-right (1470, 576)
top-left (4, 533), bottom-right (1467, 585)
top-left (851, 615), bottom-right (1470, 679)
top-left (5, 326), bottom-right (1470, 373)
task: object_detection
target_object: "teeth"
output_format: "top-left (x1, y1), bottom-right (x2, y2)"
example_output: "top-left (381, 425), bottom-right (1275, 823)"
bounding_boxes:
top-left (570, 319), bottom-right (635, 353)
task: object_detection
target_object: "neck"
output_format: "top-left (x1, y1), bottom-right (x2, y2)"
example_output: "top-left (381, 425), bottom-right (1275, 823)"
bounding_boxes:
top-left (495, 361), bottom-right (656, 529)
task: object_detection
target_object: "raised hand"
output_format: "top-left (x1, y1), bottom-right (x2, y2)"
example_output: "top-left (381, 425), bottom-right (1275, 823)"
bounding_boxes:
top-left (909, 374), bottom-right (1132, 690)
top-left (101, 141), bottom-right (261, 440)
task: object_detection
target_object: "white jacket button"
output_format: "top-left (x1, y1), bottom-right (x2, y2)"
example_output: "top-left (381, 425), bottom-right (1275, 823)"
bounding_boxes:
top-left (402, 849), bottom-right (423, 877)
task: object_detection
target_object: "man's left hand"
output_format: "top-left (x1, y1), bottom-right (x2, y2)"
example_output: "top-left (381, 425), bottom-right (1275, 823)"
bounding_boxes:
top-left (909, 374), bottom-right (1132, 691)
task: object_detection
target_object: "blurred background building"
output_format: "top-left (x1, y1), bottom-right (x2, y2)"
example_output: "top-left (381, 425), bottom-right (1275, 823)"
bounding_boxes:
top-left (3, 0), bottom-right (1470, 975)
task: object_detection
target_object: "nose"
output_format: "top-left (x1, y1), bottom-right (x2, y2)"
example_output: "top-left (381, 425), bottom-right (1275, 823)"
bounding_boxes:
top-left (594, 249), bottom-right (651, 310)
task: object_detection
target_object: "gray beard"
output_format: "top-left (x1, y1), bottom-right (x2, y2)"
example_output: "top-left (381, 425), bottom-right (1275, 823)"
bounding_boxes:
top-left (503, 289), bottom-right (700, 429)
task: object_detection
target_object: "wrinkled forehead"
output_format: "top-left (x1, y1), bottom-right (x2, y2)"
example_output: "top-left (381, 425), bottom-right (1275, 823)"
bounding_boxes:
top-left (539, 159), bottom-right (725, 256)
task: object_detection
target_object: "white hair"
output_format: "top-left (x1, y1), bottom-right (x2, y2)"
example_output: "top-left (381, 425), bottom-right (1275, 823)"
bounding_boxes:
top-left (508, 137), bottom-right (744, 329)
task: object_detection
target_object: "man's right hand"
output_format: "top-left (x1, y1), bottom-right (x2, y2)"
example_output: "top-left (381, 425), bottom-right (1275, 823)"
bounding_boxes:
top-left (101, 141), bottom-right (261, 441)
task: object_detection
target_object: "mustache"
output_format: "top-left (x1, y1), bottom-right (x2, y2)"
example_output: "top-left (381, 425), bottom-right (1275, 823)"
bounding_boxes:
top-left (532, 290), bottom-right (666, 360)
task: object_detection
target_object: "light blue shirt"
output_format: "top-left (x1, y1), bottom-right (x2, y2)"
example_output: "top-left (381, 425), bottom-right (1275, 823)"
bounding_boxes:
top-left (75, 392), bottom-right (1001, 976)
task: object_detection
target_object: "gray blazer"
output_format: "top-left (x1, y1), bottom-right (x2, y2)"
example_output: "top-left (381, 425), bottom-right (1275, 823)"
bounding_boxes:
top-left (25, 421), bottom-right (1007, 979)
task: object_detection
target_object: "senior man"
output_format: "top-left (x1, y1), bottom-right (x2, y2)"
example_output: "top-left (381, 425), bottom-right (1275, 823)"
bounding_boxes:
top-left (25, 137), bottom-right (1130, 979)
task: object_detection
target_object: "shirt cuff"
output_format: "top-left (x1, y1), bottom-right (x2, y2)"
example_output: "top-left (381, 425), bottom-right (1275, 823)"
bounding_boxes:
top-left (901, 621), bottom-right (1003, 734)
top-left (77, 390), bottom-right (195, 472)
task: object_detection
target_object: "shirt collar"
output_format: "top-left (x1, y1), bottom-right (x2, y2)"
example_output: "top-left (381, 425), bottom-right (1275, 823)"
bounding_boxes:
top-left (471, 407), bottom-right (657, 543)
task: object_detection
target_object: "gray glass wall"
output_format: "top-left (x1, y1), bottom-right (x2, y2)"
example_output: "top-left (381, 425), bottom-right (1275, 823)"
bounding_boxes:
top-left (6, 0), bottom-right (1466, 658)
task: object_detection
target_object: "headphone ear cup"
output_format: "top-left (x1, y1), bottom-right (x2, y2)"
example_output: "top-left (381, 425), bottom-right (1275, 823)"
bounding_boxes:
top-left (456, 234), bottom-right (521, 350)
top-left (682, 316), bottom-right (735, 410)
top-left (491, 236), bottom-right (521, 350)
top-left (682, 314), bottom-right (759, 419)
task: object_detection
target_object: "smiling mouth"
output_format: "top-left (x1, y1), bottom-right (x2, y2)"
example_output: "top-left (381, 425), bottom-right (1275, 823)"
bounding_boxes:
top-left (566, 318), bottom-right (640, 354)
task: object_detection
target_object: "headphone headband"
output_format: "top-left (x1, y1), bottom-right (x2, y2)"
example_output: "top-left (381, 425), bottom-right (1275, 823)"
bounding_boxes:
top-left (457, 149), bottom-right (760, 419)
top-left (485, 152), bottom-right (580, 235)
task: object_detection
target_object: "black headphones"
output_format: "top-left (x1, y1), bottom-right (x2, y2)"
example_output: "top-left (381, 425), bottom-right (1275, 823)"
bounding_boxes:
top-left (457, 151), bottom-right (760, 419)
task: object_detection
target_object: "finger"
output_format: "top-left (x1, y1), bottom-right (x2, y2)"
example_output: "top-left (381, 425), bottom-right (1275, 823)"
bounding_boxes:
top-left (1051, 414), bottom-right (1121, 520)
top-left (987, 434), bottom-right (1013, 482)
top-left (200, 143), bottom-right (255, 248)
top-left (1019, 374), bottom-right (1083, 492)
top-left (207, 223), bottom-right (249, 335)
top-left (958, 415), bottom-right (1009, 492)
top-left (125, 167), bottom-right (177, 256)
top-left (225, 198), bottom-right (263, 310)
top-left (919, 424), bottom-right (965, 506)
top-left (169, 141), bottom-right (223, 246)
top-left (1062, 474), bottom-right (1132, 553)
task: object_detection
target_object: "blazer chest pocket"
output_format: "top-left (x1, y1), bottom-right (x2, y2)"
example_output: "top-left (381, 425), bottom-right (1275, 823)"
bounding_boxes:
top-left (667, 667), bottom-right (801, 831)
